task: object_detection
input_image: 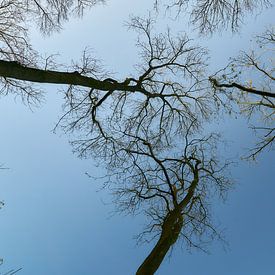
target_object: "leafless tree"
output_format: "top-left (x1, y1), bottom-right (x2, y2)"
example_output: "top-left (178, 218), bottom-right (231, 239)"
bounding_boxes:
top-left (47, 19), bottom-right (233, 273)
top-left (0, 13), bottom-right (232, 273)
top-left (58, 17), bottom-right (217, 156)
top-left (96, 124), bottom-right (232, 274)
top-left (0, 0), bottom-right (104, 104)
top-left (155, 0), bottom-right (272, 33)
top-left (210, 27), bottom-right (274, 159)
top-left (0, 0), bottom-right (272, 274)
top-left (0, 16), bottom-right (216, 147)
top-left (26, 0), bottom-right (106, 34)
top-left (0, 0), bottom-right (104, 59)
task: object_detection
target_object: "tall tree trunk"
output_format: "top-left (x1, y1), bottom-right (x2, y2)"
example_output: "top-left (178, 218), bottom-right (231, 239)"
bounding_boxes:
top-left (136, 170), bottom-right (199, 275)
top-left (136, 208), bottom-right (183, 275)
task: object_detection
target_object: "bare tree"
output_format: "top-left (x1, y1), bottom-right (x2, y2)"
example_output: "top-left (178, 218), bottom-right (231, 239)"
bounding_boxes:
top-left (0, 0), bottom-right (273, 274)
top-left (26, 0), bottom-right (106, 34)
top-left (97, 126), bottom-right (232, 275)
top-left (0, 14), bottom-right (231, 273)
top-left (0, 0), bottom-right (104, 59)
top-left (0, 0), bottom-right (104, 104)
top-left (0, 16), bottom-right (216, 145)
top-left (155, 0), bottom-right (272, 33)
top-left (58, 17), bottom-right (217, 156)
top-left (53, 20), bottom-right (232, 274)
top-left (210, 27), bottom-right (274, 159)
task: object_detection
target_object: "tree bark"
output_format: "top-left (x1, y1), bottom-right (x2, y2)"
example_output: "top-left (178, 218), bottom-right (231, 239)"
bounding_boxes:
top-left (0, 60), bottom-right (140, 92)
top-left (136, 170), bottom-right (199, 275)
top-left (136, 208), bottom-right (183, 275)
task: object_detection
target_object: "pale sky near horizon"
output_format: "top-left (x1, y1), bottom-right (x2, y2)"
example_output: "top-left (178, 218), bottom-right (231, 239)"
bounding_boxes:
top-left (0, 1), bottom-right (274, 274)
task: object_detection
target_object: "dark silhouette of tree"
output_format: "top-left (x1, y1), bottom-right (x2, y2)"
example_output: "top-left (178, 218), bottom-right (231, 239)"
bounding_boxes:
top-left (0, 0), bottom-right (104, 58)
top-left (100, 127), bottom-right (232, 275)
top-left (0, 14), bottom-right (231, 273)
top-left (0, 16), bottom-right (214, 141)
top-left (1, 0), bottom-right (105, 36)
top-left (210, 27), bottom-right (274, 159)
top-left (155, 0), bottom-right (272, 33)
top-left (0, 1), bottom-right (273, 274)
top-left (0, 0), bottom-right (104, 104)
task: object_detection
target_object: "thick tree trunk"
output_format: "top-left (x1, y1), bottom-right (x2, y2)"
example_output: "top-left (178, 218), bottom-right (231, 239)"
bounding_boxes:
top-left (136, 209), bottom-right (183, 275)
top-left (136, 172), bottom-right (199, 275)
top-left (0, 60), bottom-right (140, 92)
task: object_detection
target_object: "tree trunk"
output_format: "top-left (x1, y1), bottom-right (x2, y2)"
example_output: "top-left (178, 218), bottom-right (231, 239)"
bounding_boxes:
top-left (136, 209), bottom-right (183, 275)
top-left (0, 60), bottom-right (143, 93)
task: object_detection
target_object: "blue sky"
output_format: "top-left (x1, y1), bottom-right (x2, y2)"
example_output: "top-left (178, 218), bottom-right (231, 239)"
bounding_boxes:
top-left (0, 1), bottom-right (274, 274)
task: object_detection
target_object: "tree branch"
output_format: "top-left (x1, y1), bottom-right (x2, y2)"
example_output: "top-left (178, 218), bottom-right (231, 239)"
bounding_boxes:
top-left (0, 59), bottom-right (140, 92)
top-left (209, 77), bottom-right (275, 98)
